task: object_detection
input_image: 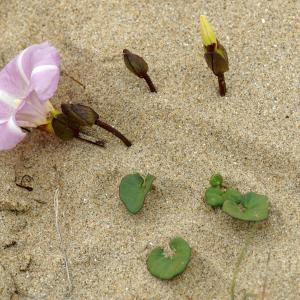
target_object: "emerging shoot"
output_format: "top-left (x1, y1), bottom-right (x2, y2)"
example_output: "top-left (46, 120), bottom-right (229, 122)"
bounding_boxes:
top-left (204, 174), bottom-right (269, 221)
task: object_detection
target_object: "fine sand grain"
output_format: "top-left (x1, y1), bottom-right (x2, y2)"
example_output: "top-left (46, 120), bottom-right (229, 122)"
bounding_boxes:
top-left (0, 0), bottom-right (299, 299)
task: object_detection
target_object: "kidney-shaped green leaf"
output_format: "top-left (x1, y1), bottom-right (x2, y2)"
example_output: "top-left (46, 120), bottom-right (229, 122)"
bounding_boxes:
top-left (222, 192), bottom-right (269, 221)
top-left (147, 237), bottom-right (191, 280)
top-left (119, 173), bottom-right (155, 214)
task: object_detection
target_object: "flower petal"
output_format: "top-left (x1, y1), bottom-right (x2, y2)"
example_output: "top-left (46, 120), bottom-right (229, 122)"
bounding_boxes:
top-left (0, 116), bottom-right (26, 150)
top-left (200, 15), bottom-right (217, 47)
top-left (0, 57), bottom-right (28, 100)
top-left (0, 91), bottom-right (19, 121)
top-left (30, 64), bottom-right (60, 101)
top-left (0, 42), bottom-right (60, 102)
top-left (16, 90), bottom-right (53, 127)
top-left (22, 42), bottom-right (60, 101)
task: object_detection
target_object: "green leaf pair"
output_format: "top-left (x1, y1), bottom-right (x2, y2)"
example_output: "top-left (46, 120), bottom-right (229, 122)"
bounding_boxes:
top-left (205, 174), bottom-right (269, 221)
top-left (119, 173), bottom-right (156, 214)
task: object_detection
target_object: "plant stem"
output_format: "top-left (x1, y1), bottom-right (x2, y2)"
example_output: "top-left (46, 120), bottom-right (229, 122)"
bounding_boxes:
top-left (143, 73), bottom-right (157, 93)
top-left (95, 119), bottom-right (132, 147)
top-left (76, 135), bottom-right (106, 147)
top-left (217, 73), bottom-right (226, 96)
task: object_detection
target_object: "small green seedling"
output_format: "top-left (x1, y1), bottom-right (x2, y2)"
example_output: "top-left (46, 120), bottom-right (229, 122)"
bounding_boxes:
top-left (119, 173), bottom-right (155, 214)
top-left (204, 174), bottom-right (269, 221)
top-left (147, 237), bottom-right (191, 280)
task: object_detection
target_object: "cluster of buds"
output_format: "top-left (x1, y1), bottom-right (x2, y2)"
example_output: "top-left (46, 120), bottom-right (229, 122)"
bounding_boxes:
top-left (51, 103), bottom-right (132, 147)
top-left (200, 15), bottom-right (229, 96)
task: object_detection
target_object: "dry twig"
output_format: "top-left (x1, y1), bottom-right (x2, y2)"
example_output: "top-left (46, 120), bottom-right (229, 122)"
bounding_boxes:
top-left (53, 188), bottom-right (73, 295)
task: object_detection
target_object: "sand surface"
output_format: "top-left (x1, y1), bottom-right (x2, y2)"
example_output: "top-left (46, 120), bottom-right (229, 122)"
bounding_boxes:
top-left (0, 0), bottom-right (299, 299)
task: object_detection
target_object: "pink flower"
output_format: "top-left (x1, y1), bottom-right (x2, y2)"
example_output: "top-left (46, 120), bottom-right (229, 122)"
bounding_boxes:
top-left (0, 42), bottom-right (60, 150)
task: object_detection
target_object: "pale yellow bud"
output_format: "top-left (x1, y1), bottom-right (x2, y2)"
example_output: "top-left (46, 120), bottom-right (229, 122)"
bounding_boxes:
top-left (200, 15), bottom-right (217, 47)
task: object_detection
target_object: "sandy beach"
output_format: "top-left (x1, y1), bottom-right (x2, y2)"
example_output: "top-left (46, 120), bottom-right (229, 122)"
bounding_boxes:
top-left (0, 0), bottom-right (299, 299)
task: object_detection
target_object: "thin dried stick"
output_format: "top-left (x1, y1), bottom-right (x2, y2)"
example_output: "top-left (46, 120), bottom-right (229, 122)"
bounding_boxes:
top-left (54, 189), bottom-right (73, 295)
top-left (230, 225), bottom-right (256, 300)
top-left (261, 252), bottom-right (271, 300)
top-left (62, 70), bottom-right (86, 89)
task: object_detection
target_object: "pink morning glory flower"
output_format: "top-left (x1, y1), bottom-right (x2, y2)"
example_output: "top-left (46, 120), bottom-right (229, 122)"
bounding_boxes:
top-left (0, 42), bottom-right (60, 150)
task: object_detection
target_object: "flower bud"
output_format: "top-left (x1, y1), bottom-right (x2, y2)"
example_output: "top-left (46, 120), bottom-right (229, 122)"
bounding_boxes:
top-left (199, 16), bottom-right (229, 76)
top-left (123, 49), bottom-right (148, 78)
top-left (61, 103), bottom-right (99, 127)
top-left (52, 113), bottom-right (79, 140)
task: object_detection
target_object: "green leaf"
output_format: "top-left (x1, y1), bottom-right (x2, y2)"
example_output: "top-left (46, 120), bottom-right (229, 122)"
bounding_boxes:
top-left (222, 192), bottom-right (269, 221)
top-left (119, 173), bottom-right (155, 214)
top-left (222, 188), bottom-right (243, 204)
top-left (205, 186), bottom-right (224, 207)
top-left (209, 174), bottom-right (223, 187)
top-left (147, 237), bottom-right (191, 280)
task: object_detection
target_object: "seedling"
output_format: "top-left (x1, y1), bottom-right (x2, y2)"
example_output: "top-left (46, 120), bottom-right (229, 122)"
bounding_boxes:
top-left (147, 237), bottom-right (191, 280)
top-left (199, 16), bottom-right (229, 96)
top-left (123, 49), bottom-right (157, 93)
top-left (119, 173), bottom-right (155, 214)
top-left (204, 174), bottom-right (269, 221)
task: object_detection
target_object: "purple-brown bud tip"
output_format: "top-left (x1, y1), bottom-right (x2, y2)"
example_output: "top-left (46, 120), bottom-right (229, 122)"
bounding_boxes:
top-left (61, 103), bottom-right (99, 127)
top-left (123, 49), bottom-right (149, 78)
